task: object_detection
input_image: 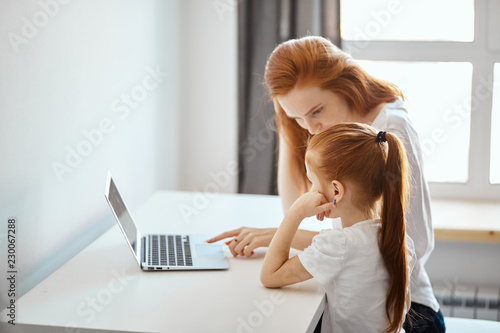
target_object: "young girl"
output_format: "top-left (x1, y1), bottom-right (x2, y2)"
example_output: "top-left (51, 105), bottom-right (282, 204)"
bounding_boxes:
top-left (260, 122), bottom-right (415, 333)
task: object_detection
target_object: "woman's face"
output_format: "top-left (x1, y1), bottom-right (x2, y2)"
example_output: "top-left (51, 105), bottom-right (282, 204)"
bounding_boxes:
top-left (277, 85), bottom-right (351, 135)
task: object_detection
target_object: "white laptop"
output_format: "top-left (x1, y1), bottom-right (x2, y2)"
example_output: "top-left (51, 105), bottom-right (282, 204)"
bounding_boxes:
top-left (104, 171), bottom-right (229, 271)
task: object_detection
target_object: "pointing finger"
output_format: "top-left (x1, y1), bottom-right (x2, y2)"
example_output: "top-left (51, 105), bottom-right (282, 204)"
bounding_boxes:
top-left (206, 228), bottom-right (242, 243)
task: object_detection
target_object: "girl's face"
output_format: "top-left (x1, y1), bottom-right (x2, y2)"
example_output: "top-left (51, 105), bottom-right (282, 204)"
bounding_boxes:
top-left (306, 161), bottom-right (346, 221)
top-left (305, 162), bottom-right (333, 202)
top-left (277, 85), bottom-right (352, 135)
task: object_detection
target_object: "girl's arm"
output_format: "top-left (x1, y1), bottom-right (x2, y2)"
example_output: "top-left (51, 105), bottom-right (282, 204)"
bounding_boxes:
top-left (292, 230), bottom-right (319, 250)
top-left (261, 192), bottom-right (332, 288)
top-left (260, 212), bottom-right (312, 288)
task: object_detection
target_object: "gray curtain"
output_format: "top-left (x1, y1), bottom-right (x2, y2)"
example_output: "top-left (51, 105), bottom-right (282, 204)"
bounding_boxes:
top-left (237, 0), bottom-right (341, 195)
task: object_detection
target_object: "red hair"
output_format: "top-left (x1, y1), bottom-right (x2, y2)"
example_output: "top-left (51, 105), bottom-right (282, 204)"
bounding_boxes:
top-left (264, 36), bottom-right (404, 192)
top-left (305, 123), bottom-right (410, 333)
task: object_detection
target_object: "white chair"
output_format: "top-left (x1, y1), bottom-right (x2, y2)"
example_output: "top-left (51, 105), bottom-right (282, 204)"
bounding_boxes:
top-left (445, 317), bottom-right (500, 332)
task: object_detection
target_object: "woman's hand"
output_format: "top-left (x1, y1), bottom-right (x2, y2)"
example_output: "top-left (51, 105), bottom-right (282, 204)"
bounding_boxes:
top-left (288, 191), bottom-right (333, 221)
top-left (205, 191), bottom-right (329, 258)
top-left (206, 227), bottom-right (277, 257)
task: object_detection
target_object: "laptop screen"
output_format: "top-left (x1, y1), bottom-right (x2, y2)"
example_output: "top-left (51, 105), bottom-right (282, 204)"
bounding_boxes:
top-left (105, 175), bottom-right (138, 256)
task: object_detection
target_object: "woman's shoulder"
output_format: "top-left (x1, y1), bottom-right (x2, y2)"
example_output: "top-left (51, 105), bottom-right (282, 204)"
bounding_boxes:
top-left (373, 99), bottom-right (411, 130)
top-left (372, 99), bottom-right (419, 143)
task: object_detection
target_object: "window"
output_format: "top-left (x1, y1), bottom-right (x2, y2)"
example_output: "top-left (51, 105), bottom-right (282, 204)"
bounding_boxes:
top-left (339, 0), bottom-right (500, 200)
top-left (341, 0), bottom-right (474, 42)
top-left (491, 64), bottom-right (500, 184)
top-left (357, 61), bottom-right (473, 183)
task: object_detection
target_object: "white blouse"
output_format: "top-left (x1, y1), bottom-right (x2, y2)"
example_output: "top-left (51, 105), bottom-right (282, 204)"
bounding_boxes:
top-left (299, 219), bottom-right (416, 333)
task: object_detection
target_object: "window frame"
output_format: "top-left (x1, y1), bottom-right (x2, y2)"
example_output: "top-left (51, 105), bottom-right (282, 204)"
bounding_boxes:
top-left (339, 0), bottom-right (500, 200)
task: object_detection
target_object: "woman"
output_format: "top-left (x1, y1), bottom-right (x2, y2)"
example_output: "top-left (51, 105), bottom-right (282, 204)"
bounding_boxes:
top-left (208, 36), bottom-right (444, 332)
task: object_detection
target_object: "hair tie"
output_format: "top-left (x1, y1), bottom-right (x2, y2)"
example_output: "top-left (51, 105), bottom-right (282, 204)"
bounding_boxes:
top-left (376, 131), bottom-right (387, 143)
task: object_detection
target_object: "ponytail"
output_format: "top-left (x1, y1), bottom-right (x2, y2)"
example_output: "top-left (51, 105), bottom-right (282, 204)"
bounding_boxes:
top-left (379, 133), bottom-right (410, 333)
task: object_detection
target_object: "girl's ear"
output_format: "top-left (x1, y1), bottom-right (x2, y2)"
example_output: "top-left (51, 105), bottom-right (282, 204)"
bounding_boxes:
top-left (331, 180), bottom-right (345, 202)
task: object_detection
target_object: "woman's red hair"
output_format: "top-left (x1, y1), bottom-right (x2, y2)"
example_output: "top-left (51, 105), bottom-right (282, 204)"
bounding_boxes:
top-left (306, 123), bottom-right (410, 333)
top-left (264, 36), bottom-right (404, 192)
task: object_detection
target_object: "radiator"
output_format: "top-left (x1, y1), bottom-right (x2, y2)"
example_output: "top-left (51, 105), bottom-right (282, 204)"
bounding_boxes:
top-left (432, 281), bottom-right (500, 321)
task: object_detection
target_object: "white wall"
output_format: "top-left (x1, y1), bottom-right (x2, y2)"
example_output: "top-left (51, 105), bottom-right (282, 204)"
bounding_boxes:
top-left (177, 0), bottom-right (238, 194)
top-left (426, 240), bottom-right (500, 286)
top-left (0, 0), bottom-right (179, 308)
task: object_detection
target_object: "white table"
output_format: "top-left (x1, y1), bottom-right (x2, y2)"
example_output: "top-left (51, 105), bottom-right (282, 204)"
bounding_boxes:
top-left (444, 317), bottom-right (500, 332)
top-left (0, 191), bottom-right (327, 333)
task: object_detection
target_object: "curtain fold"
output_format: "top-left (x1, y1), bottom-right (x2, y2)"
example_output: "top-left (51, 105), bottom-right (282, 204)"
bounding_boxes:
top-left (237, 0), bottom-right (341, 195)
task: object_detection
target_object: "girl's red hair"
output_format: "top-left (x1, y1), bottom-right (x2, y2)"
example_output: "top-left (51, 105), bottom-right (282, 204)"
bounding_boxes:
top-left (264, 36), bottom-right (404, 192)
top-left (305, 123), bottom-right (410, 333)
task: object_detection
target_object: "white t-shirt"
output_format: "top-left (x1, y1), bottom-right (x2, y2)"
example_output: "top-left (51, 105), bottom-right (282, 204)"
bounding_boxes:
top-left (298, 219), bottom-right (415, 333)
top-left (371, 99), bottom-right (440, 312)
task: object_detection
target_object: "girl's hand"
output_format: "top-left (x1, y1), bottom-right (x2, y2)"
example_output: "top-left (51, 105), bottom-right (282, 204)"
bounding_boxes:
top-left (289, 191), bottom-right (333, 221)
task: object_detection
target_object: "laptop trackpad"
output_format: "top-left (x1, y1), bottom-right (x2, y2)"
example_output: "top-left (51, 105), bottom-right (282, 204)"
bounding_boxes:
top-left (195, 243), bottom-right (225, 257)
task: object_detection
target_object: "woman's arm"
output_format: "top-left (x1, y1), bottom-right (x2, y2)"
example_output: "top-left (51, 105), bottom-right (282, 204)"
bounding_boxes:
top-left (206, 228), bottom-right (319, 256)
top-left (278, 134), bottom-right (306, 213)
top-left (392, 125), bottom-right (434, 261)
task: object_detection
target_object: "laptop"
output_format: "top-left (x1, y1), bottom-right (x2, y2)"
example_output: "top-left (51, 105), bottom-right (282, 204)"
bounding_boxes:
top-left (104, 171), bottom-right (229, 271)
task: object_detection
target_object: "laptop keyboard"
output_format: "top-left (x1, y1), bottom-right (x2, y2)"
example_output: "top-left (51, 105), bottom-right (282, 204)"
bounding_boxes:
top-left (146, 234), bottom-right (192, 267)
